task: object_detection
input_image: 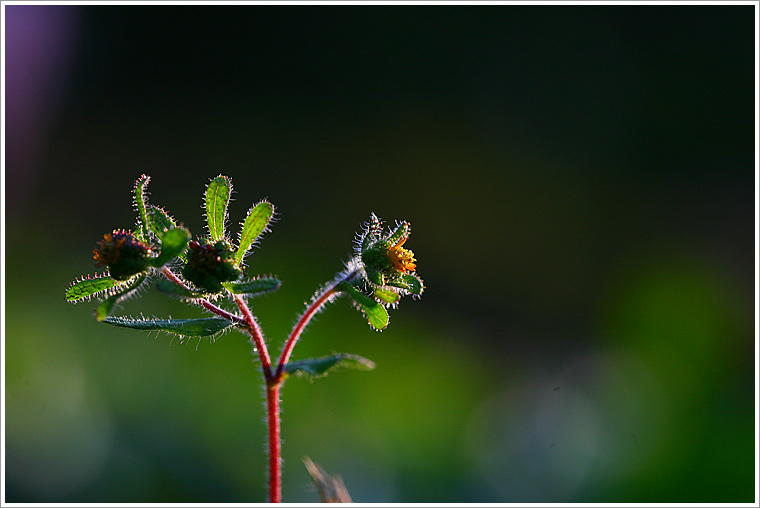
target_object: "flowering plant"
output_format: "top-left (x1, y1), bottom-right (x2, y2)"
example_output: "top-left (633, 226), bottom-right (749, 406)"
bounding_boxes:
top-left (65, 175), bottom-right (423, 502)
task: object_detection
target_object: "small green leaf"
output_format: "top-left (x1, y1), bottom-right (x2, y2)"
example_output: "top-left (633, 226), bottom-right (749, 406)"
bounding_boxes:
top-left (387, 273), bottom-right (424, 295)
top-left (367, 270), bottom-right (384, 287)
top-left (205, 175), bottom-right (232, 242)
top-left (102, 316), bottom-right (234, 337)
top-left (149, 227), bottom-right (190, 267)
top-left (338, 282), bottom-right (389, 330)
top-left (385, 220), bottom-right (410, 248)
top-left (373, 287), bottom-right (400, 304)
top-left (361, 213), bottom-right (383, 251)
top-left (133, 175), bottom-right (151, 240)
top-left (66, 275), bottom-right (121, 302)
top-left (96, 274), bottom-right (147, 321)
top-left (284, 353), bottom-right (376, 379)
top-left (146, 204), bottom-right (177, 239)
top-left (235, 200), bottom-right (274, 265)
top-left (222, 277), bottom-right (281, 296)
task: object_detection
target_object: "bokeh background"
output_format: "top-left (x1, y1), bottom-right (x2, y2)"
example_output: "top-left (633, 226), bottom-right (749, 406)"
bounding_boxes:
top-left (4, 4), bottom-right (756, 503)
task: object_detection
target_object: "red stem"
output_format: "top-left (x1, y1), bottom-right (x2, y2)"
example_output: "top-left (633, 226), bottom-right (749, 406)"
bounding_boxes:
top-left (160, 266), bottom-right (357, 503)
top-left (233, 294), bottom-right (273, 380)
top-left (266, 384), bottom-right (282, 503)
top-left (160, 267), bottom-right (244, 324)
top-left (274, 283), bottom-right (341, 382)
top-left (231, 293), bottom-right (281, 502)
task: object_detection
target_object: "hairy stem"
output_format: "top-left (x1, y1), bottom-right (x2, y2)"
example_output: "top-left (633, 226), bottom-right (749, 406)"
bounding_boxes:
top-left (274, 269), bottom-right (358, 382)
top-left (231, 293), bottom-right (280, 502)
top-left (159, 267), bottom-right (246, 326)
top-left (266, 384), bottom-right (282, 503)
top-left (232, 294), bottom-right (273, 379)
top-left (274, 281), bottom-right (343, 381)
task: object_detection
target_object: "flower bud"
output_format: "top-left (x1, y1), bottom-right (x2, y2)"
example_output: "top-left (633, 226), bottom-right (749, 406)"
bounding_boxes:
top-left (93, 230), bottom-right (151, 281)
top-left (354, 214), bottom-right (424, 297)
top-left (182, 239), bottom-right (242, 293)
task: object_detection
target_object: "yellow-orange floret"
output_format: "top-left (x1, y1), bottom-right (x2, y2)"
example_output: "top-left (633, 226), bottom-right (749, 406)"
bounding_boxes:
top-left (386, 237), bottom-right (416, 273)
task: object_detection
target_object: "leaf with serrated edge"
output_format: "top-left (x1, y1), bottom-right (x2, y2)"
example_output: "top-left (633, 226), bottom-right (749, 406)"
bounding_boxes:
top-left (96, 274), bottom-right (147, 321)
top-left (386, 273), bottom-right (424, 295)
top-left (66, 275), bottom-right (121, 302)
top-left (102, 316), bottom-right (234, 337)
top-left (222, 277), bottom-right (281, 296)
top-left (133, 175), bottom-right (151, 240)
top-left (205, 175), bottom-right (232, 242)
top-left (285, 353), bottom-right (376, 379)
top-left (146, 204), bottom-right (177, 239)
top-left (373, 287), bottom-right (400, 304)
top-left (401, 273), bottom-right (424, 295)
top-left (337, 282), bottom-right (389, 330)
top-left (235, 201), bottom-right (274, 265)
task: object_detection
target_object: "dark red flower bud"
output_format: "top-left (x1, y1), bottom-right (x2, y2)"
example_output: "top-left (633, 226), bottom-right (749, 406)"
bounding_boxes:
top-left (93, 230), bottom-right (151, 281)
top-left (182, 240), bottom-right (241, 293)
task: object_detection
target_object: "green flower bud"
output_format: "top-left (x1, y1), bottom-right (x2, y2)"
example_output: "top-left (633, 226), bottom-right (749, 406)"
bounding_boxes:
top-left (182, 239), bottom-right (242, 293)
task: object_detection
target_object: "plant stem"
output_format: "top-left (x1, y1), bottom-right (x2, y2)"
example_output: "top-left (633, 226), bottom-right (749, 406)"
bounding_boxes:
top-left (274, 283), bottom-right (340, 381)
top-left (266, 383), bottom-right (282, 503)
top-left (162, 267), bottom-right (282, 501)
top-left (231, 293), bottom-right (281, 502)
top-left (233, 294), bottom-right (273, 380)
top-left (159, 267), bottom-right (246, 326)
top-left (161, 267), bottom-right (357, 503)
top-left (262, 270), bottom-right (357, 501)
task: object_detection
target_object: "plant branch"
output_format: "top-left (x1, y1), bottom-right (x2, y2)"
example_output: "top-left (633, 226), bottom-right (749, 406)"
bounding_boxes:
top-left (160, 266), bottom-right (272, 375)
top-left (159, 266), bottom-right (246, 326)
top-left (273, 270), bottom-right (358, 382)
top-left (233, 294), bottom-right (273, 380)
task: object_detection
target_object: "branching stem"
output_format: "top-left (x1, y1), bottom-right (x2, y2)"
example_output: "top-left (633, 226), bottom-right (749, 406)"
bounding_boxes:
top-left (273, 270), bottom-right (357, 383)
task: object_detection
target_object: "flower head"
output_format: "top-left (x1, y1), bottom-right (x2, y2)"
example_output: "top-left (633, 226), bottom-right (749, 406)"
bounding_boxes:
top-left (386, 236), bottom-right (417, 273)
top-left (93, 229), bottom-right (151, 281)
top-left (353, 214), bottom-right (424, 298)
top-left (182, 239), bottom-right (242, 293)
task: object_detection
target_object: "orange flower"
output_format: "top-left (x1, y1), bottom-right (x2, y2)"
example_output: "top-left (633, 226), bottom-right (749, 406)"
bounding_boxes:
top-left (386, 236), bottom-right (416, 273)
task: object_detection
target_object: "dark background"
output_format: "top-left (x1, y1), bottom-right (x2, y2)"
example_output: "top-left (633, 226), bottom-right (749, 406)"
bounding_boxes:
top-left (4, 4), bottom-right (756, 502)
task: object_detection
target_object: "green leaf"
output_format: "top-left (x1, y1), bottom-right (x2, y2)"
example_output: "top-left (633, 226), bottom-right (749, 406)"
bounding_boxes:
top-left (205, 175), bottom-right (232, 242)
top-left (385, 220), bottom-right (410, 248)
top-left (222, 277), bottom-right (281, 296)
top-left (102, 316), bottom-right (234, 337)
top-left (96, 274), bottom-right (147, 321)
top-left (133, 174), bottom-right (151, 240)
top-left (146, 204), bottom-right (177, 239)
top-left (149, 227), bottom-right (190, 267)
top-left (66, 275), bottom-right (121, 302)
top-left (235, 200), bottom-right (274, 265)
top-left (284, 353), bottom-right (376, 379)
top-left (387, 273), bottom-right (425, 295)
top-left (373, 287), bottom-right (400, 304)
top-left (338, 282), bottom-right (389, 330)
top-left (361, 213), bottom-right (382, 251)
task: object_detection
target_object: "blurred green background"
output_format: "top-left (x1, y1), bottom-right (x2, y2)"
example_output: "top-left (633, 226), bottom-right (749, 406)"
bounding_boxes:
top-left (4, 4), bottom-right (756, 503)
